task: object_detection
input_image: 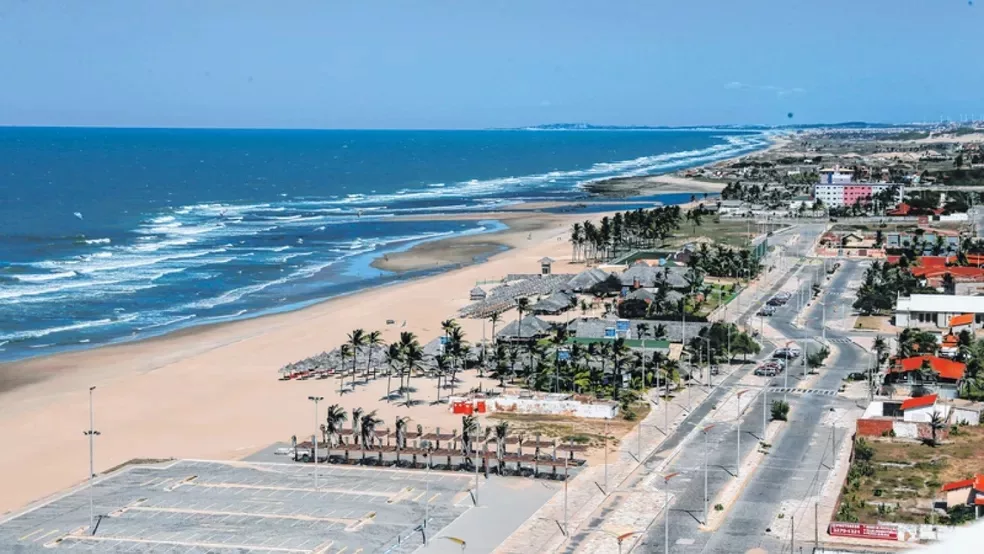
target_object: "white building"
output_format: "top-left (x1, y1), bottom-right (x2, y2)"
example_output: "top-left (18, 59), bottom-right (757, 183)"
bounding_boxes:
top-left (819, 167), bottom-right (854, 184)
top-left (895, 294), bottom-right (984, 329)
top-left (900, 395), bottom-right (950, 423)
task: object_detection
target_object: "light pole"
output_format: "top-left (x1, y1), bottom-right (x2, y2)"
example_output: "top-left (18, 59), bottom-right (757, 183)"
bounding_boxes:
top-left (663, 472), bottom-right (680, 554)
top-left (424, 447), bottom-right (432, 543)
top-left (736, 390), bottom-right (748, 478)
top-left (762, 386), bottom-right (768, 440)
top-left (563, 456), bottom-right (569, 536)
top-left (604, 417), bottom-right (610, 494)
top-left (683, 352), bottom-right (693, 411)
top-left (308, 396), bottom-right (323, 489)
top-left (83, 386), bottom-right (100, 533)
top-left (702, 425), bottom-right (714, 526)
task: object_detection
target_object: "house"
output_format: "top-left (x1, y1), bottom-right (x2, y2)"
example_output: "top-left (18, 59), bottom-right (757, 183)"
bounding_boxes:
top-left (949, 314), bottom-right (974, 334)
top-left (539, 257), bottom-right (556, 275)
top-left (940, 331), bottom-right (960, 358)
top-left (469, 287), bottom-right (487, 301)
top-left (718, 200), bottom-right (747, 215)
top-left (950, 399), bottom-right (984, 425)
top-left (899, 394), bottom-right (950, 423)
top-left (941, 475), bottom-right (984, 518)
top-left (895, 294), bottom-right (984, 329)
top-left (885, 356), bottom-right (966, 398)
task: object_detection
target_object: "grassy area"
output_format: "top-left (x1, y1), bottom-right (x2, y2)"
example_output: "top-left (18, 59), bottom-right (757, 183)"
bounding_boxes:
top-left (488, 402), bottom-right (651, 449)
top-left (694, 283), bottom-right (739, 317)
top-left (835, 426), bottom-right (984, 525)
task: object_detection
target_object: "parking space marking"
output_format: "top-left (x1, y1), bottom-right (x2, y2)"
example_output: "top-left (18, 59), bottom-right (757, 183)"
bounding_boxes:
top-left (127, 506), bottom-right (359, 524)
top-left (59, 534), bottom-right (311, 552)
top-left (18, 528), bottom-right (45, 541)
top-left (33, 529), bottom-right (60, 542)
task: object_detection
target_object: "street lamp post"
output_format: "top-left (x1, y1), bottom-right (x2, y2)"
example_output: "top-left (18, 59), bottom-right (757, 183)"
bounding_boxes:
top-left (564, 456), bottom-right (569, 535)
top-left (736, 390), bottom-right (748, 478)
top-left (83, 386), bottom-right (100, 533)
top-left (702, 425), bottom-right (714, 525)
top-left (604, 417), bottom-right (610, 494)
top-left (308, 396), bottom-right (323, 489)
top-left (663, 473), bottom-right (680, 554)
top-left (762, 386), bottom-right (768, 440)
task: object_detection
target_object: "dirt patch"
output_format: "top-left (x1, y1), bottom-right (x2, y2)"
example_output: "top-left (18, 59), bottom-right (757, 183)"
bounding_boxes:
top-left (854, 315), bottom-right (890, 331)
top-left (488, 403), bottom-right (650, 464)
top-left (834, 426), bottom-right (984, 525)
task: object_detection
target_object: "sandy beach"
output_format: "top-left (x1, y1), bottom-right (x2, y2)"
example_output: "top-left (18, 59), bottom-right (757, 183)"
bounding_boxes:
top-left (0, 139), bottom-right (770, 514)
top-left (0, 208), bottom-right (587, 514)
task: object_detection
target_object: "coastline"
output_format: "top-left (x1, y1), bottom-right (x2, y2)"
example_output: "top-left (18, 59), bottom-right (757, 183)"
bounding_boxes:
top-left (0, 134), bottom-right (776, 515)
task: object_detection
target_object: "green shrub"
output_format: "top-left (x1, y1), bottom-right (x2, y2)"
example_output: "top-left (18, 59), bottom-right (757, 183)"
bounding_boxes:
top-left (714, 504), bottom-right (724, 511)
top-left (771, 400), bottom-right (790, 421)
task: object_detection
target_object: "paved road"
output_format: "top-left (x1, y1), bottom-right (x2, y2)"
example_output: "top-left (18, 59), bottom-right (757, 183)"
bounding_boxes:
top-left (631, 240), bottom-right (875, 553)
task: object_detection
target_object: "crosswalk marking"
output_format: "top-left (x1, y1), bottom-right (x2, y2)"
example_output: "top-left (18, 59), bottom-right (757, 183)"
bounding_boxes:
top-left (769, 387), bottom-right (838, 397)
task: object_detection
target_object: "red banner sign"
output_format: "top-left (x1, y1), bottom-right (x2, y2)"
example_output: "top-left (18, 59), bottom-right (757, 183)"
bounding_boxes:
top-left (828, 522), bottom-right (898, 541)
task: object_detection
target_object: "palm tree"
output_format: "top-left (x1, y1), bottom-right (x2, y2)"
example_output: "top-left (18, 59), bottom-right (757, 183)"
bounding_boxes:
top-left (653, 323), bottom-right (668, 340)
top-left (365, 330), bottom-right (383, 379)
top-left (928, 411), bottom-right (946, 447)
top-left (494, 421), bottom-right (509, 474)
top-left (323, 404), bottom-right (348, 449)
top-left (461, 415), bottom-right (480, 464)
top-left (348, 329), bottom-right (367, 387)
top-left (872, 336), bottom-right (887, 368)
top-left (351, 407), bottom-right (364, 445)
top-left (360, 409), bottom-right (382, 462)
top-left (489, 312), bottom-right (501, 346)
top-left (435, 354), bottom-right (451, 403)
top-left (395, 416), bottom-right (410, 464)
top-left (384, 343), bottom-right (403, 401)
top-left (611, 337), bottom-right (629, 399)
top-left (399, 332), bottom-right (424, 406)
top-left (339, 344), bottom-right (352, 395)
top-left (516, 297), bottom-right (531, 341)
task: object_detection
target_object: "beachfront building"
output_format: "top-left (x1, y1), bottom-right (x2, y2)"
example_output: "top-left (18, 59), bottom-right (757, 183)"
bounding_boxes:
top-left (885, 355), bottom-right (966, 398)
top-left (813, 182), bottom-right (904, 208)
top-left (895, 294), bottom-right (984, 329)
top-left (496, 315), bottom-right (553, 343)
top-left (539, 257), bottom-right (555, 275)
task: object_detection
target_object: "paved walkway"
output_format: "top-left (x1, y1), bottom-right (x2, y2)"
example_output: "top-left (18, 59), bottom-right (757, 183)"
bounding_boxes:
top-left (493, 383), bottom-right (714, 554)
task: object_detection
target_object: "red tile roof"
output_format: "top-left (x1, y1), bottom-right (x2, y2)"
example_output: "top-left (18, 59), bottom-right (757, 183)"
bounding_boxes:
top-left (886, 255), bottom-right (901, 265)
top-left (942, 333), bottom-right (959, 347)
top-left (919, 256), bottom-right (952, 268)
top-left (950, 313), bottom-right (975, 327)
top-left (976, 497), bottom-right (984, 506)
top-left (942, 474), bottom-right (984, 492)
top-left (911, 266), bottom-right (984, 281)
top-left (893, 356), bottom-right (967, 380)
top-left (901, 394), bottom-right (938, 411)
top-left (888, 203), bottom-right (912, 216)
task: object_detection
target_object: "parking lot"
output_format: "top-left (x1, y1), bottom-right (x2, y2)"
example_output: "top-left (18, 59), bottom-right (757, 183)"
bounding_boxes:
top-left (0, 459), bottom-right (475, 553)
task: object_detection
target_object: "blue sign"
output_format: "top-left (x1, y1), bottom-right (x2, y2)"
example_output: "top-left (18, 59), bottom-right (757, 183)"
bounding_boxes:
top-left (439, 336), bottom-right (448, 345)
top-left (621, 286), bottom-right (629, 297)
top-left (604, 327), bottom-right (616, 339)
top-left (558, 350), bottom-right (570, 362)
top-left (616, 319), bottom-right (630, 333)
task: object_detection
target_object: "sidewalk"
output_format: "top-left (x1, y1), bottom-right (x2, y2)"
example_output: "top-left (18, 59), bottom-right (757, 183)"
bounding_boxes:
top-left (493, 382), bottom-right (714, 554)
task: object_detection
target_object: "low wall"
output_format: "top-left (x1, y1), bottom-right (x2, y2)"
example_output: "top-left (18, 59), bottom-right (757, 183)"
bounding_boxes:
top-left (477, 396), bottom-right (619, 419)
top-left (857, 418), bottom-right (894, 437)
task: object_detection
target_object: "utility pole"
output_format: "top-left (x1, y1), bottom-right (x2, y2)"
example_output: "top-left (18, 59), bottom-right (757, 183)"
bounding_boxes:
top-left (84, 386), bottom-right (100, 533)
top-left (424, 448), bottom-right (431, 543)
top-left (308, 395), bottom-right (323, 490)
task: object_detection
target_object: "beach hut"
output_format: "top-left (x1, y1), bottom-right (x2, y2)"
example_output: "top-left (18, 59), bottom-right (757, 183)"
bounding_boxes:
top-left (470, 286), bottom-right (487, 301)
top-left (532, 291), bottom-right (575, 315)
top-left (496, 315), bottom-right (553, 343)
top-left (539, 257), bottom-right (555, 275)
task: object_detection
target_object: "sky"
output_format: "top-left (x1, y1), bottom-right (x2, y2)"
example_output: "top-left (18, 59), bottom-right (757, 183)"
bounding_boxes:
top-left (0, 0), bottom-right (982, 129)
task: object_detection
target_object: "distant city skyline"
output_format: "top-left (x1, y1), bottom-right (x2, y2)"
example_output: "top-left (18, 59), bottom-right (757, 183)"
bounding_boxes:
top-left (0, 0), bottom-right (982, 129)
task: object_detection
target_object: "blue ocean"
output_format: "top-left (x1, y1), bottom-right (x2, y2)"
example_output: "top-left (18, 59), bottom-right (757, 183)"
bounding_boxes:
top-left (0, 128), bottom-right (768, 361)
